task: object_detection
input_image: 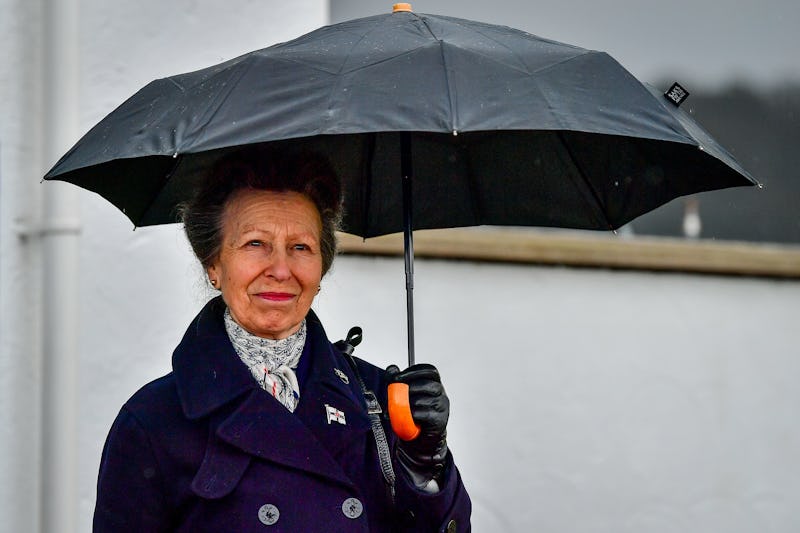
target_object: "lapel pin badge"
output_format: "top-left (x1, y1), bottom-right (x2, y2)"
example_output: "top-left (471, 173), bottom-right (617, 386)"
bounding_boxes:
top-left (325, 404), bottom-right (347, 425)
top-left (334, 368), bottom-right (350, 384)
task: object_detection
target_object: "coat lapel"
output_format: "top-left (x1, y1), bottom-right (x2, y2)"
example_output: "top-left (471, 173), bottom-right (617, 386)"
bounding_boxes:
top-left (292, 316), bottom-right (373, 464)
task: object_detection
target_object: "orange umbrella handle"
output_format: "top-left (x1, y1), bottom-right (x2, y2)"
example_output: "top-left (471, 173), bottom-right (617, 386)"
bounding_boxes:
top-left (387, 382), bottom-right (421, 440)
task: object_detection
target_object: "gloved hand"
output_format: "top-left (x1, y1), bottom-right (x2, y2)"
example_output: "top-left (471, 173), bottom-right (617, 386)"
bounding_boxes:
top-left (386, 363), bottom-right (450, 489)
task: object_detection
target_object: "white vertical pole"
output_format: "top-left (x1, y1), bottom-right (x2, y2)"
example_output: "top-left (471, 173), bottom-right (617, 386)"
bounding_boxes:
top-left (41, 0), bottom-right (81, 531)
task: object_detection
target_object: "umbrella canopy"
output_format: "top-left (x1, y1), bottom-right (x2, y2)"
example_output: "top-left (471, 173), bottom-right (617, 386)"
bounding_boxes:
top-left (44, 8), bottom-right (756, 236)
top-left (44, 6), bottom-right (757, 366)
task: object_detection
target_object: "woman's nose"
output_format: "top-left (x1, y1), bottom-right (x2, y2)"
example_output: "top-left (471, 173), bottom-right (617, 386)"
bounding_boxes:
top-left (265, 249), bottom-right (291, 280)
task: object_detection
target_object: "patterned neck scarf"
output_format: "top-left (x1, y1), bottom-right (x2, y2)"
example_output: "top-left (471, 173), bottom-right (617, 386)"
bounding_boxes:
top-left (223, 308), bottom-right (306, 412)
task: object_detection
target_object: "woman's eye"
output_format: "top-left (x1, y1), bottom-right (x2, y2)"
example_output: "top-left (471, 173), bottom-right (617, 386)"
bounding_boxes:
top-left (293, 243), bottom-right (310, 251)
top-left (247, 240), bottom-right (262, 247)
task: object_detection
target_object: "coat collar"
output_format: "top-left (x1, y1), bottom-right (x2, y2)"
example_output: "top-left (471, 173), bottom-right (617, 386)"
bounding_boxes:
top-left (173, 297), bottom-right (255, 420)
top-left (173, 297), bottom-right (365, 420)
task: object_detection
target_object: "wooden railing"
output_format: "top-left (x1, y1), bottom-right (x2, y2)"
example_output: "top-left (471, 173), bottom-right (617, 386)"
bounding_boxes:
top-left (338, 228), bottom-right (800, 278)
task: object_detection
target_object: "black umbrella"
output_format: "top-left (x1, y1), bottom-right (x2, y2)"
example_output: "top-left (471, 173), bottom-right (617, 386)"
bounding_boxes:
top-left (44, 6), bottom-right (757, 369)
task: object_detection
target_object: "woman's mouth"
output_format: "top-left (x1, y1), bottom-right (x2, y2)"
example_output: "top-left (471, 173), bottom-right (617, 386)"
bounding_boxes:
top-left (257, 292), bottom-right (295, 302)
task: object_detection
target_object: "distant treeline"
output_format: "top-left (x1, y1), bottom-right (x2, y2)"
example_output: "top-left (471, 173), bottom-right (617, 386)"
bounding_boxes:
top-left (630, 82), bottom-right (800, 244)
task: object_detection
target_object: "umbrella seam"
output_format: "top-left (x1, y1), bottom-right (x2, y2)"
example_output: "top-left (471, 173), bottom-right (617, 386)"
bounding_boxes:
top-left (278, 13), bottom-right (425, 78)
top-left (271, 43), bottom-right (592, 80)
top-left (165, 77), bottom-right (187, 92)
top-left (166, 51), bottom-right (255, 91)
top-left (414, 12), bottom-right (437, 39)
top-left (428, 13), bottom-right (588, 53)
top-left (273, 47), bottom-right (430, 77)
top-left (417, 14), bottom-right (458, 131)
top-left (436, 42), bottom-right (458, 133)
top-left (265, 38), bottom-right (593, 84)
top-left (317, 16), bottom-right (405, 130)
top-left (187, 59), bottom-right (257, 149)
top-left (330, 17), bottom-right (391, 76)
top-left (422, 13), bottom-right (592, 78)
top-left (522, 50), bottom-right (604, 80)
top-left (269, 14), bottom-right (592, 80)
top-left (528, 64), bottom-right (673, 141)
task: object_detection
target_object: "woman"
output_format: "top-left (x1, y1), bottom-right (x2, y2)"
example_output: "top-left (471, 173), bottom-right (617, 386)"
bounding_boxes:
top-left (93, 146), bottom-right (471, 532)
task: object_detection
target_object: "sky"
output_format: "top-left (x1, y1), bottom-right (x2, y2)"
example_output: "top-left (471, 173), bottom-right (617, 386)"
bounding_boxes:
top-left (331, 0), bottom-right (800, 90)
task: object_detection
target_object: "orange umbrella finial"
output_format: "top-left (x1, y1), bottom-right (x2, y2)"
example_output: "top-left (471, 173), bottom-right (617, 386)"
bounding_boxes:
top-left (393, 3), bottom-right (412, 12)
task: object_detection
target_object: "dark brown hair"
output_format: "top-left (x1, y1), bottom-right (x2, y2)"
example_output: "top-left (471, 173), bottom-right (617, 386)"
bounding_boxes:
top-left (179, 145), bottom-right (342, 276)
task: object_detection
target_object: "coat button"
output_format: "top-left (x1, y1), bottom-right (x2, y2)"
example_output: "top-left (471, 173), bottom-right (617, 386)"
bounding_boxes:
top-left (342, 497), bottom-right (363, 519)
top-left (446, 518), bottom-right (457, 532)
top-left (258, 504), bottom-right (280, 525)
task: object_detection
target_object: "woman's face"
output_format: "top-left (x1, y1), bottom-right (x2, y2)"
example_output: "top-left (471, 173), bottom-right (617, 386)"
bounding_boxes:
top-left (207, 189), bottom-right (323, 339)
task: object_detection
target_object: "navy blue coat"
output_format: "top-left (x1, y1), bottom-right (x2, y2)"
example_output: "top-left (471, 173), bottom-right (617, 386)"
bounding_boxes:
top-left (94, 297), bottom-right (471, 532)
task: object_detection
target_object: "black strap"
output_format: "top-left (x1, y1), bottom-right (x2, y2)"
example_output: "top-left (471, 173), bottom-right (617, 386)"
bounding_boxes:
top-left (335, 327), bottom-right (396, 502)
top-left (333, 326), bottom-right (363, 357)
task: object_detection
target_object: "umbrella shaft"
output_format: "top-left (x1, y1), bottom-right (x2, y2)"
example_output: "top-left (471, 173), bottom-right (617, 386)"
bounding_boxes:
top-left (402, 133), bottom-right (415, 367)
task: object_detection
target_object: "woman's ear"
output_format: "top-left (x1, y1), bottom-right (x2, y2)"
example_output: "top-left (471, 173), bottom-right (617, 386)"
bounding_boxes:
top-left (207, 265), bottom-right (220, 289)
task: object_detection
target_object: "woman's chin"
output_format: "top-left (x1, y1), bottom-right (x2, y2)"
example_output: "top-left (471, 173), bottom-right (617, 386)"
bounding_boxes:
top-left (245, 316), bottom-right (301, 340)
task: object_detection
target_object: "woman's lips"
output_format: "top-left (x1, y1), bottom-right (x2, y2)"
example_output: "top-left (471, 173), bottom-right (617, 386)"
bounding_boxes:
top-left (257, 292), bottom-right (295, 302)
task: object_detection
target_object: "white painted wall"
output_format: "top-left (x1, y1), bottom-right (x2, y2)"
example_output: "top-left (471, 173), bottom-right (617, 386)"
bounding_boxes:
top-left (2, 1), bottom-right (800, 532)
top-left (1, 1), bottom-right (328, 531)
top-left (319, 256), bottom-right (800, 532)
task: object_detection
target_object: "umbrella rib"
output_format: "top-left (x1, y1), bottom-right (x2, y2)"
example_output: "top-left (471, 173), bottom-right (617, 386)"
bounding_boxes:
top-left (463, 142), bottom-right (483, 226)
top-left (556, 132), bottom-right (613, 230)
top-left (415, 12), bottom-right (437, 38)
top-left (137, 155), bottom-right (186, 226)
top-left (361, 134), bottom-right (376, 236)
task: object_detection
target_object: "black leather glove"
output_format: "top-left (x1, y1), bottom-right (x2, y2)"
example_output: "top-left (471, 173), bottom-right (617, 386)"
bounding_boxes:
top-left (386, 363), bottom-right (450, 489)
